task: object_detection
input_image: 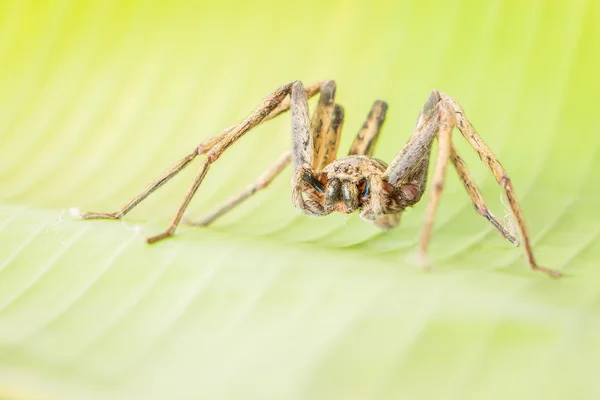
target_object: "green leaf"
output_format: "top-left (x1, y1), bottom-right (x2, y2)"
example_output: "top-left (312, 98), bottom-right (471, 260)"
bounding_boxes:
top-left (1, 1), bottom-right (599, 399)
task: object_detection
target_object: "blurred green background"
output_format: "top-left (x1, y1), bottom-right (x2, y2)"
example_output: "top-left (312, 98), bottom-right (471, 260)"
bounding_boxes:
top-left (1, 0), bottom-right (599, 399)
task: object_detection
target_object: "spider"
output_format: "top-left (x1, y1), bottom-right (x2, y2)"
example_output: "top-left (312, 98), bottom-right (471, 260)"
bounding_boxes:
top-left (74, 80), bottom-right (561, 278)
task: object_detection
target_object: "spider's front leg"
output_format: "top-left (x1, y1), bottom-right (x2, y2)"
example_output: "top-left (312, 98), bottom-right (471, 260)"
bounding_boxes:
top-left (290, 81), bottom-right (345, 216)
top-left (382, 91), bottom-right (441, 239)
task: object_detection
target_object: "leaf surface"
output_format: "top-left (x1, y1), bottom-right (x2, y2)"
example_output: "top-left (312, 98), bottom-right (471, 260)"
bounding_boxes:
top-left (1, 1), bottom-right (599, 399)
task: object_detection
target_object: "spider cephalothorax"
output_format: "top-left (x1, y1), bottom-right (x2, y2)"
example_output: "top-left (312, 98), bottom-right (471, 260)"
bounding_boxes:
top-left (297, 156), bottom-right (387, 216)
top-left (77, 80), bottom-right (561, 277)
top-left (297, 155), bottom-right (421, 226)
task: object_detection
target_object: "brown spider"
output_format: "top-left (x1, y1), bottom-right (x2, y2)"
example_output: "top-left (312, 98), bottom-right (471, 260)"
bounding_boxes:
top-left (74, 81), bottom-right (561, 278)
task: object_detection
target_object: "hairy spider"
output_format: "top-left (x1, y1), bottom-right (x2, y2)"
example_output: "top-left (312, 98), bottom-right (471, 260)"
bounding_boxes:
top-left (75, 81), bottom-right (561, 278)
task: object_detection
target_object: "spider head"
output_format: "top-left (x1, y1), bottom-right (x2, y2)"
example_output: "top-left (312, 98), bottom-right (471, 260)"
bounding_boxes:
top-left (296, 156), bottom-right (386, 216)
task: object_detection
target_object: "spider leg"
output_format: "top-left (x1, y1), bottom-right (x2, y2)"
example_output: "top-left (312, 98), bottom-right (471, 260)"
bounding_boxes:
top-left (145, 82), bottom-right (300, 243)
top-left (418, 102), bottom-right (454, 265)
top-left (315, 104), bottom-right (344, 169)
top-left (381, 91), bottom-right (442, 235)
top-left (78, 81), bottom-right (323, 222)
top-left (79, 149), bottom-right (199, 220)
top-left (381, 91), bottom-right (455, 264)
top-left (383, 90), bottom-right (559, 277)
top-left (185, 151), bottom-right (291, 227)
top-left (384, 91), bottom-right (440, 189)
top-left (346, 100), bottom-right (400, 229)
top-left (310, 80), bottom-right (337, 169)
top-left (197, 82), bottom-right (323, 154)
top-left (440, 93), bottom-right (561, 277)
top-left (450, 145), bottom-right (519, 246)
top-left (348, 100), bottom-right (388, 157)
top-left (291, 81), bottom-right (335, 216)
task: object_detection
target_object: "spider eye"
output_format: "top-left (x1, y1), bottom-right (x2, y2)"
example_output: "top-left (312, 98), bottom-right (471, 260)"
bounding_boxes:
top-left (359, 179), bottom-right (370, 200)
top-left (303, 172), bottom-right (324, 194)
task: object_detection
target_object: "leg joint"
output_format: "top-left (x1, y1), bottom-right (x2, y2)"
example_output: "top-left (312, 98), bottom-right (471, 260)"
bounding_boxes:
top-left (499, 174), bottom-right (511, 188)
top-left (255, 181), bottom-right (268, 191)
top-left (473, 203), bottom-right (487, 216)
top-left (207, 152), bottom-right (218, 163)
top-left (423, 90), bottom-right (442, 116)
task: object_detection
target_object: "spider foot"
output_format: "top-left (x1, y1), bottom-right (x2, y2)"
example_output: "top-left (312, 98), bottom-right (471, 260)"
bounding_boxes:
top-left (76, 209), bottom-right (120, 220)
top-left (533, 265), bottom-right (562, 279)
top-left (405, 250), bottom-right (432, 272)
top-left (183, 216), bottom-right (210, 227)
top-left (146, 230), bottom-right (175, 244)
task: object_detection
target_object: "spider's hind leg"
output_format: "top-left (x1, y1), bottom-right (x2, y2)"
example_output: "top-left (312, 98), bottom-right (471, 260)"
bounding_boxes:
top-left (348, 100), bottom-right (388, 157)
top-left (311, 81), bottom-right (342, 170)
top-left (347, 100), bottom-right (402, 230)
top-left (440, 93), bottom-right (561, 277)
top-left (185, 151), bottom-right (292, 227)
top-left (450, 145), bottom-right (519, 246)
